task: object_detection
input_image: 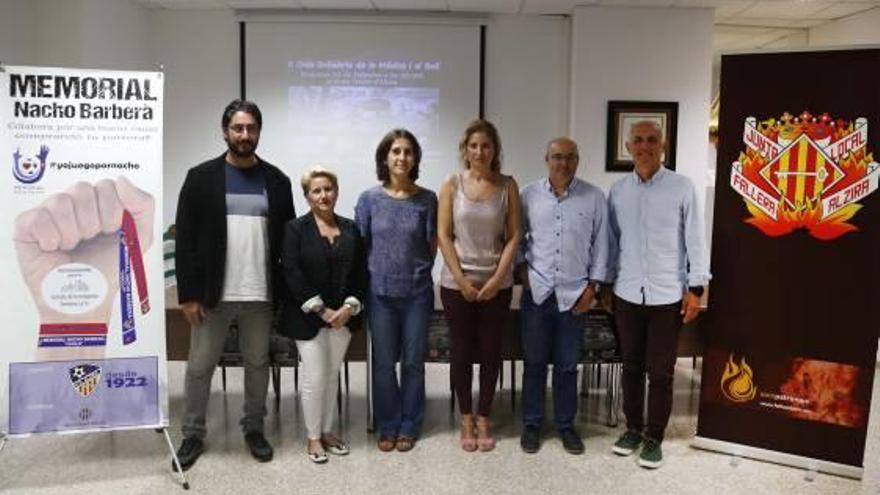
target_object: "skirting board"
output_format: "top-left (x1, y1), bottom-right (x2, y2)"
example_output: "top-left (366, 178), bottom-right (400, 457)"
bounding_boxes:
top-left (692, 436), bottom-right (862, 480)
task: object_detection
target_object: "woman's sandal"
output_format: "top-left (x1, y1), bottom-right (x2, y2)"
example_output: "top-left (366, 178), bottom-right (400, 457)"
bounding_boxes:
top-left (476, 416), bottom-right (496, 452)
top-left (460, 414), bottom-right (477, 452)
top-left (308, 450), bottom-right (328, 464)
top-left (377, 435), bottom-right (396, 452)
top-left (321, 434), bottom-right (350, 456)
top-left (396, 435), bottom-right (416, 452)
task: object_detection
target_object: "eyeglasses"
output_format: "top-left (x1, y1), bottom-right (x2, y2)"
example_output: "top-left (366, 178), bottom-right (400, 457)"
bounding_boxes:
top-left (549, 153), bottom-right (578, 162)
top-left (228, 124), bottom-right (260, 134)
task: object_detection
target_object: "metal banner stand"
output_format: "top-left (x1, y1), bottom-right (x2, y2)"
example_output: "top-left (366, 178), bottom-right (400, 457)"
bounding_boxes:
top-left (161, 427), bottom-right (191, 489)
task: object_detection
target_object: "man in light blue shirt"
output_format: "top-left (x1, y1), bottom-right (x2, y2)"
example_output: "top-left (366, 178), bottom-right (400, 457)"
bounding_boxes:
top-left (607, 121), bottom-right (710, 469)
top-left (517, 137), bottom-right (609, 454)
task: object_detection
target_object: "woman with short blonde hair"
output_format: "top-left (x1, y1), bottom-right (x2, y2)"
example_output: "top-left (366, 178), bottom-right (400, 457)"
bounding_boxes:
top-left (280, 166), bottom-right (367, 463)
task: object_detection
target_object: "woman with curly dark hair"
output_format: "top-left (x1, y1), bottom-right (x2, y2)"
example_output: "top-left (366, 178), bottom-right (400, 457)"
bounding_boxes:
top-left (355, 129), bottom-right (438, 453)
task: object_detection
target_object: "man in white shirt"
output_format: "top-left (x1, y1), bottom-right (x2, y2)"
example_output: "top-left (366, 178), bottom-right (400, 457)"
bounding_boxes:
top-left (607, 121), bottom-right (710, 469)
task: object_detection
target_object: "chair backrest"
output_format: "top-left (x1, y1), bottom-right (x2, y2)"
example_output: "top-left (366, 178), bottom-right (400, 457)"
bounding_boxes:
top-left (426, 313), bottom-right (451, 362)
top-left (218, 321), bottom-right (299, 365)
top-left (582, 310), bottom-right (621, 363)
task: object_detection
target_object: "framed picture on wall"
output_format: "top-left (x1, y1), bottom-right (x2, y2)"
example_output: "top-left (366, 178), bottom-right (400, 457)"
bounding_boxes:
top-left (605, 100), bottom-right (678, 172)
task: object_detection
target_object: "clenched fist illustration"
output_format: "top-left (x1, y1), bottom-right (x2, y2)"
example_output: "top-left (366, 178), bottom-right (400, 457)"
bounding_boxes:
top-left (14, 177), bottom-right (154, 360)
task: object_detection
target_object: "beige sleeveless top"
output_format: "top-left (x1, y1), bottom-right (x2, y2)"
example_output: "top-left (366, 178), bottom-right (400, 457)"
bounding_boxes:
top-left (440, 172), bottom-right (514, 290)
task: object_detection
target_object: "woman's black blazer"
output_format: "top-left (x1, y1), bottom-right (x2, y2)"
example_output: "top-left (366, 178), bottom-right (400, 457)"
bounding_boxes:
top-left (279, 212), bottom-right (367, 340)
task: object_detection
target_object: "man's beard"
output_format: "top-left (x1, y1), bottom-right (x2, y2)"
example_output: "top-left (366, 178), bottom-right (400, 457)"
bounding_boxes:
top-left (226, 137), bottom-right (257, 159)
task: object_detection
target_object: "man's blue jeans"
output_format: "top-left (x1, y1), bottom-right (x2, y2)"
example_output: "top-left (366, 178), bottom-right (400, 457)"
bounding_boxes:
top-left (520, 290), bottom-right (585, 431)
top-left (369, 287), bottom-right (433, 438)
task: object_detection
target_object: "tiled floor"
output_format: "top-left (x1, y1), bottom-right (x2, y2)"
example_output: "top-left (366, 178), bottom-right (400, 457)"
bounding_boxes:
top-left (2, 359), bottom-right (878, 494)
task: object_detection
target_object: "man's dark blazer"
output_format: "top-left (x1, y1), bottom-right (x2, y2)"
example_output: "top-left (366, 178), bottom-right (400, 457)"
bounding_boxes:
top-left (174, 153), bottom-right (295, 308)
top-left (279, 212), bottom-right (367, 341)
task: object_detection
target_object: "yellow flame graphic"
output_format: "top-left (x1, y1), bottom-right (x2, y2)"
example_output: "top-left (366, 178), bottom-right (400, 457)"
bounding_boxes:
top-left (721, 354), bottom-right (757, 403)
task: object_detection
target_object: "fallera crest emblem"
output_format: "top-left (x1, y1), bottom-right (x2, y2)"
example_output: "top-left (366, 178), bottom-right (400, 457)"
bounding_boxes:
top-left (730, 112), bottom-right (879, 240)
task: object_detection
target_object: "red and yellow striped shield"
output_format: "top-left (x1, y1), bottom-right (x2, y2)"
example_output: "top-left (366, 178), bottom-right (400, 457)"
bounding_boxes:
top-left (760, 134), bottom-right (844, 209)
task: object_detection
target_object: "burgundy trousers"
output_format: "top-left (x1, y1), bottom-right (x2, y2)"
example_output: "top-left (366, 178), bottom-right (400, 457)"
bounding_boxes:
top-left (441, 287), bottom-right (512, 417)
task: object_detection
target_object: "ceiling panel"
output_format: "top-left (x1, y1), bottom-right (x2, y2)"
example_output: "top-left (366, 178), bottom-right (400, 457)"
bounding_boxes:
top-left (735, 0), bottom-right (836, 19)
top-left (226, 0), bottom-right (305, 7)
top-left (712, 26), bottom-right (795, 51)
top-left (297, 0), bottom-right (374, 9)
top-left (786, 18), bottom-right (830, 28)
top-left (133, 0), bottom-right (880, 22)
top-left (813, 2), bottom-right (878, 20)
top-left (446, 0), bottom-right (521, 13)
top-left (520, 0), bottom-right (585, 15)
top-left (597, 0), bottom-right (675, 6)
top-left (713, 24), bottom-right (777, 37)
top-left (372, 0), bottom-right (448, 10)
top-left (717, 16), bottom-right (824, 27)
top-left (672, 0), bottom-right (750, 6)
top-left (669, 0), bottom-right (756, 17)
top-left (712, 1), bottom-right (755, 18)
top-left (138, 0), bottom-right (227, 8)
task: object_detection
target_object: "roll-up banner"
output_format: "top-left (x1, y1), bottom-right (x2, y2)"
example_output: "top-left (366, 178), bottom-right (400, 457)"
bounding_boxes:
top-left (695, 49), bottom-right (880, 479)
top-left (0, 65), bottom-right (166, 436)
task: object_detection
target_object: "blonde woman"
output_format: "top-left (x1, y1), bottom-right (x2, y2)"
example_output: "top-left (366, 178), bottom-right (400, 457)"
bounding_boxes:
top-left (280, 167), bottom-right (367, 463)
top-left (438, 119), bottom-right (521, 452)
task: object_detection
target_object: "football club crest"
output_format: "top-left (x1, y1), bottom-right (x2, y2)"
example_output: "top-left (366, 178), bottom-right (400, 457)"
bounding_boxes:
top-left (68, 364), bottom-right (102, 397)
top-left (12, 145), bottom-right (49, 184)
top-left (730, 112), bottom-right (880, 240)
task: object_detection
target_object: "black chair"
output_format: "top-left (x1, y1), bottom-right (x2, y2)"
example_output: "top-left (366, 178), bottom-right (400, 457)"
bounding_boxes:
top-left (218, 323), bottom-right (302, 413)
top-left (268, 333), bottom-right (299, 412)
top-left (579, 309), bottom-right (623, 426)
top-left (219, 323), bottom-right (243, 391)
top-left (425, 312), bottom-right (454, 413)
top-left (425, 311), bottom-right (519, 414)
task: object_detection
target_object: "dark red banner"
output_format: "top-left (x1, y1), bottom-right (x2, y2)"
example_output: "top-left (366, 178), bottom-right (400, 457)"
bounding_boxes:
top-left (697, 48), bottom-right (880, 471)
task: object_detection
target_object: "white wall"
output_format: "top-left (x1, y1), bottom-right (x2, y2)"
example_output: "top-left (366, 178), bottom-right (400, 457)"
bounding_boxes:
top-left (151, 9), bottom-right (240, 226)
top-left (484, 14), bottom-right (570, 187)
top-left (78, 0), bottom-right (153, 71)
top-left (570, 6), bottom-right (713, 207)
top-left (0, 0), bottom-right (38, 64)
top-left (1, 0), bottom-right (85, 67)
top-left (809, 7), bottom-right (880, 46)
top-left (0, 0), bottom-right (151, 70)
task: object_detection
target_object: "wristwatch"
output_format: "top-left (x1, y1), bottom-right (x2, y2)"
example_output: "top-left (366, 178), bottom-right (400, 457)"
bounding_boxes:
top-left (688, 286), bottom-right (704, 298)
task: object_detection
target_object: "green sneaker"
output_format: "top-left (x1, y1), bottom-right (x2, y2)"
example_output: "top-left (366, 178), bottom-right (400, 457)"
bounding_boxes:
top-left (611, 430), bottom-right (642, 456)
top-left (638, 438), bottom-right (664, 469)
